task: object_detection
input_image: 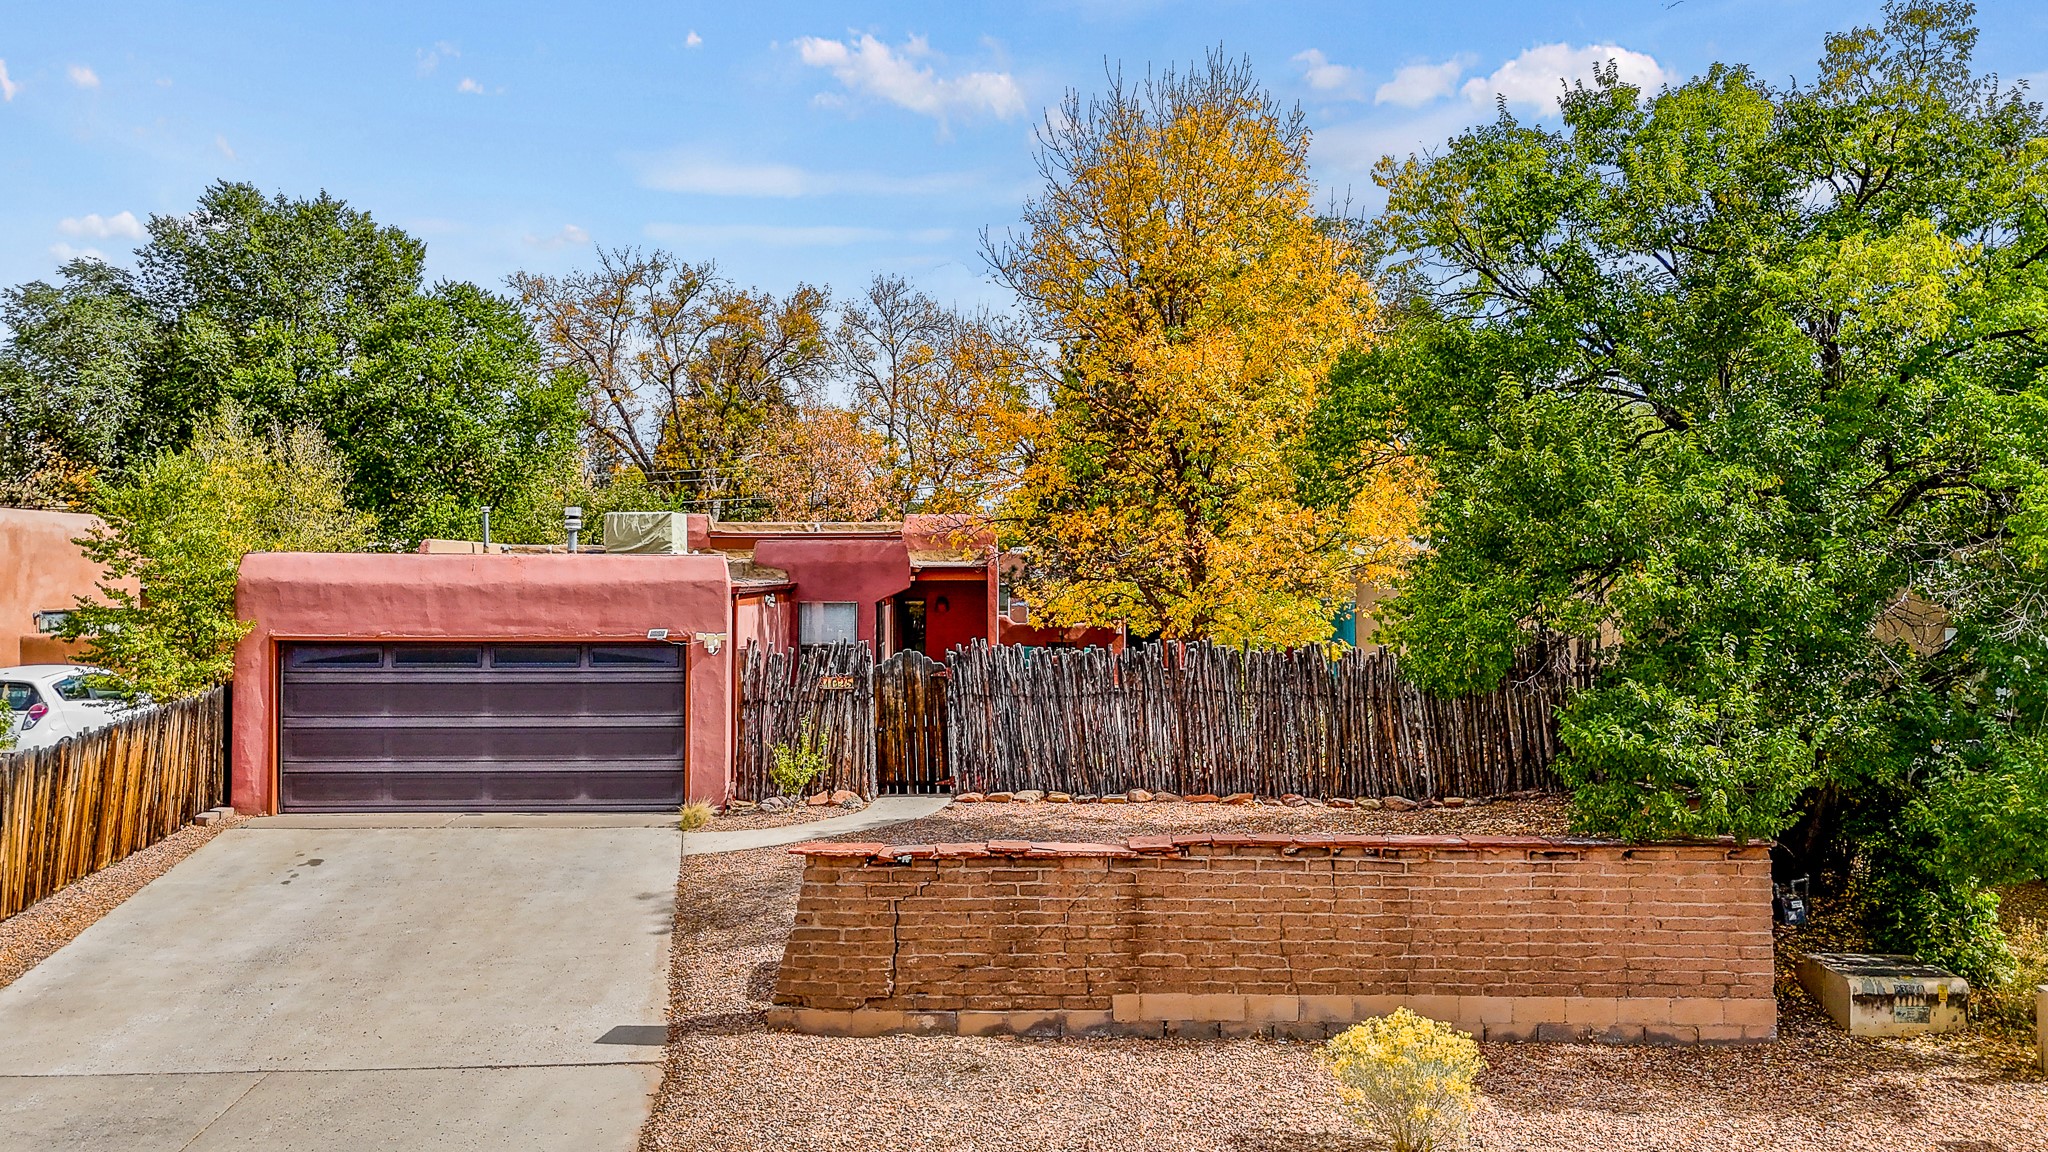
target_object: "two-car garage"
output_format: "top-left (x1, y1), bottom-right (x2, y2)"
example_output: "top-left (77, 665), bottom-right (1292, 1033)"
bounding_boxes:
top-left (278, 642), bottom-right (689, 812)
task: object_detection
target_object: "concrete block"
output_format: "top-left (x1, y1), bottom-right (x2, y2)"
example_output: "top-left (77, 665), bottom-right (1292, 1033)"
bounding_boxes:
top-left (1796, 952), bottom-right (1968, 1037)
top-left (1244, 994), bottom-right (1300, 1023)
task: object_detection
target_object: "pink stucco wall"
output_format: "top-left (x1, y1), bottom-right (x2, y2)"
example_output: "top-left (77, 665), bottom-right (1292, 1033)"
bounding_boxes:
top-left (231, 552), bottom-right (735, 814)
top-left (0, 509), bottom-right (128, 666)
top-left (748, 537), bottom-right (912, 648)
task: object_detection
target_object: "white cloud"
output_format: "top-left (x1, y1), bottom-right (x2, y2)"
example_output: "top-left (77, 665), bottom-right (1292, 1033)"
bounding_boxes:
top-left (794, 33), bottom-right (1024, 122)
top-left (0, 60), bottom-right (19, 102)
top-left (216, 135), bottom-right (237, 160)
top-left (686, 31), bottom-right (703, 48)
top-left (417, 41), bottom-right (458, 76)
top-left (49, 242), bottom-right (106, 262)
top-left (644, 222), bottom-right (952, 248)
top-left (457, 77), bottom-right (484, 94)
top-left (1293, 50), bottom-right (1359, 95)
top-left (67, 65), bottom-right (99, 89)
top-left (59, 211), bottom-right (144, 240)
top-left (1461, 42), bottom-right (1667, 112)
top-left (1376, 57), bottom-right (1467, 107)
top-left (635, 151), bottom-right (985, 198)
top-left (525, 224), bottom-right (592, 249)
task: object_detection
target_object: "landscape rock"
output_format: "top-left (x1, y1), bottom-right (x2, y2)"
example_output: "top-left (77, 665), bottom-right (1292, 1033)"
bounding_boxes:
top-left (1382, 796), bottom-right (1417, 812)
top-left (1047, 792), bottom-right (1073, 803)
top-left (1186, 794), bottom-right (1221, 804)
top-left (1128, 789), bottom-right (1153, 803)
top-left (1154, 792), bottom-right (1182, 803)
top-left (1223, 792), bottom-right (1254, 805)
top-left (1328, 797), bottom-right (1356, 809)
top-left (1015, 789), bottom-right (1046, 803)
top-left (1100, 795), bottom-right (1127, 804)
top-left (838, 798), bottom-right (865, 811)
top-left (954, 792), bottom-right (984, 803)
top-left (728, 799), bottom-right (758, 813)
top-left (807, 792), bottom-right (834, 807)
top-left (1075, 794), bottom-right (1100, 803)
top-left (1280, 793), bottom-right (1309, 807)
top-left (1357, 797), bottom-right (1383, 810)
top-left (985, 792), bottom-right (1014, 803)
top-left (830, 789), bottom-right (858, 805)
top-left (1443, 796), bottom-right (1466, 808)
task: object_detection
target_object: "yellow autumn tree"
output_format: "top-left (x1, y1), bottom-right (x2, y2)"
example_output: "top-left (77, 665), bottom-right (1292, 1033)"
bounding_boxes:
top-left (988, 51), bottom-right (1393, 645)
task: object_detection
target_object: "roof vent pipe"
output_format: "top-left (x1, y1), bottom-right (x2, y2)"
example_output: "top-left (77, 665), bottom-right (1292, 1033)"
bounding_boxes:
top-left (481, 505), bottom-right (493, 551)
top-left (565, 506), bottom-right (583, 553)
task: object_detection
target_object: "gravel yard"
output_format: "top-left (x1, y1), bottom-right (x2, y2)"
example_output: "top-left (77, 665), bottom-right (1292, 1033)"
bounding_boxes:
top-left (0, 812), bottom-right (242, 990)
top-left (642, 799), bottom-right (2048, 1152)
top-left (707, 805), bottom-right (841, 832)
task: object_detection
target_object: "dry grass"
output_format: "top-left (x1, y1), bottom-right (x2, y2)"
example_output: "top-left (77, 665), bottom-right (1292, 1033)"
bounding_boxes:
top-left (641, 801), bottom-right (2048, 1152)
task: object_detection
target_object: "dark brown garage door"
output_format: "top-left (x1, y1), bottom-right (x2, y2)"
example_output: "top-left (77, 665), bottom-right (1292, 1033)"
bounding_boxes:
top-left (279, 642), bottom-right (687, 812)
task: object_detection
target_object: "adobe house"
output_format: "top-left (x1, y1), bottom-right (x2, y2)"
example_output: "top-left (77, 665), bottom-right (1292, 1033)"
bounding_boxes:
top-left (0, 508), bottom-right (126, 666)
top-left (227, 513), bottom-right (1009, 816)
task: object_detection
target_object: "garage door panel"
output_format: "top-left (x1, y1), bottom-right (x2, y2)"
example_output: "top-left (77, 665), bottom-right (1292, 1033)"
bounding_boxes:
top-left (279, 642), bottom-right (687, 812)
top-left (283, 723), bottom-right (684, 763)
top-left (280, 677), bottom-right (683, 719)
top-left (281, 769), bottom-right (688, 811)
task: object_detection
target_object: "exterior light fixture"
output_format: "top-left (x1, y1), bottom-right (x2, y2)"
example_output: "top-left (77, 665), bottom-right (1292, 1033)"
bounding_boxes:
top-left (694, 631), bottom-right (727, 655)
top-left (646, 628), bottom-right (671, 642)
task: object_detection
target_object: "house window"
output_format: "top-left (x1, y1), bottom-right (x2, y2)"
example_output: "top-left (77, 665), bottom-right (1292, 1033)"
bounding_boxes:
top-left (799, 601), bottom-right (860, 646)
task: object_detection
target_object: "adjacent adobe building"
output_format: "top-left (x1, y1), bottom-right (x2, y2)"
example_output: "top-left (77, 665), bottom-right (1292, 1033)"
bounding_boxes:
top-left (0, 508), bottom-right (126, 666)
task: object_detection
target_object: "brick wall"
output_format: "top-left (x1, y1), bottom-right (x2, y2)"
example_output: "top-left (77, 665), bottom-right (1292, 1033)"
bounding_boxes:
top-left (768, 834), bottom-right (1776, 1044)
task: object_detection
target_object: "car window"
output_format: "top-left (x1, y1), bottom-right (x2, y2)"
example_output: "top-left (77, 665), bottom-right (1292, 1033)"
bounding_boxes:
top-left (52, 676), bottom-right (125, 703)
top-left (2, 682), bottom-right (42, 711)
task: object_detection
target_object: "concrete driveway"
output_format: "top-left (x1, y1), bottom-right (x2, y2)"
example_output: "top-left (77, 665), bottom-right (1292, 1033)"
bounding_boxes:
top-left (0, 816), bottom-right (679, 1152)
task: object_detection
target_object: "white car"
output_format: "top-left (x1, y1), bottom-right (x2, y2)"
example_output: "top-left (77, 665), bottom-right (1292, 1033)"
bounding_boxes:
top-left (1, 665), bottom-right (137, 753)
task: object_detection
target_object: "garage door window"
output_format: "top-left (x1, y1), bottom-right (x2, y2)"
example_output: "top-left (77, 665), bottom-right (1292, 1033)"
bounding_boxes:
top-left (392, 645), bottom-right (483, 668)
top-left (492, 645), bottom-right (582, 667)
top-left (289, 645), bottom-right (384, 668)
top-left (800, 601), bottom-right (860, 646)
top-left (590, 645), bottom-right (678, 667)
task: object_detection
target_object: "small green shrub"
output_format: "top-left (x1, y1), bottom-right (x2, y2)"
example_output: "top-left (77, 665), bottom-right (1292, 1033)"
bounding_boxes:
top-left (770, 725), bottom-right (828, 797)
top-left (1320, 1009), bottom-right (1485, 1152)
top-left (677, 801), bottom-right (715, 831)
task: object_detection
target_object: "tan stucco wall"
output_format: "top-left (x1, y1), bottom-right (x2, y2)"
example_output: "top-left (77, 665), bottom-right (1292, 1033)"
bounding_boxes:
top-left (0, 508), bottom-right (121, 666)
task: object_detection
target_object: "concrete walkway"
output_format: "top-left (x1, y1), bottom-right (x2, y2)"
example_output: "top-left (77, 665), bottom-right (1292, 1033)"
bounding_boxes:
top-left (681, 794), bottom-right (950, 855)
top-left (0, 820), bottom-right (677, 1152)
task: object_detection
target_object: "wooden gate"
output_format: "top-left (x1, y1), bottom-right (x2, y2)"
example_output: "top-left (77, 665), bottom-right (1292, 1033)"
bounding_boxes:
top-left (875, 650), bottom-right (949, 794)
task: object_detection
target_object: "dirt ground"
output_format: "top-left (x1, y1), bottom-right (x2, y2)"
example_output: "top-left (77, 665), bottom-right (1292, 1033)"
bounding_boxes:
top-left (642, 800), bottom-right (2048, 1152)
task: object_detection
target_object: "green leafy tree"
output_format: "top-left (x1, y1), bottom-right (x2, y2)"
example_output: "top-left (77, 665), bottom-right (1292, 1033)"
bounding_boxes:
top-left (61, 408), bottom-right (374, 700)
top-left (1307, 1), bottom-right (2048, 978)
top-left (1, 182), bottom-right (581, 543)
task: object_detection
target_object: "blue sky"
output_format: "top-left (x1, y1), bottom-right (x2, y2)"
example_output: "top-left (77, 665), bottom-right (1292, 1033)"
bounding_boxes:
top-left (3, 1), bottom-right (2045, 311)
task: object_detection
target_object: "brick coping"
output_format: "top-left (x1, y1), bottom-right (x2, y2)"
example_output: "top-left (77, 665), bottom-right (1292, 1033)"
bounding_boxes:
top-left (789, 834), bottom-right (1766, 861)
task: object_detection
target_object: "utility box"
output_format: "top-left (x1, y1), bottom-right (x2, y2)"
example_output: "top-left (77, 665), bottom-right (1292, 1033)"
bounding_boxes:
top-left (1797, 952), bottom-right (1969, 1037)
top-left (604, 511), bottom-right (685, 555)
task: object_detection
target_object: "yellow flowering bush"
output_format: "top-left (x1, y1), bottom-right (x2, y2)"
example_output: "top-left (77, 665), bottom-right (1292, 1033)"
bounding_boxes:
top-left (1319, 1009), bottom-right (1485, 1152)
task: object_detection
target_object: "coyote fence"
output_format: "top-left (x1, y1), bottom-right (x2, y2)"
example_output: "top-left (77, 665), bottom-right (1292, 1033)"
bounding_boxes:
top-left (736, 643), bottom-right (877, 802)
top-left (944, 640), bottom-right (1593, 800)
top-left (0, 688), bottom-right (226, 919)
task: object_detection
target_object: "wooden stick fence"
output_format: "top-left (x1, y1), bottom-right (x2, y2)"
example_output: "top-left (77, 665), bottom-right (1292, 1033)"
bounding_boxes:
top-left (0, 688), bottom-right (226, 920)
top-left (944, 640), bottom-right (1593, 799)
top-left (736, 643), bottom-right (877, 801)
